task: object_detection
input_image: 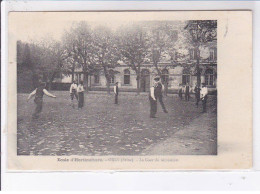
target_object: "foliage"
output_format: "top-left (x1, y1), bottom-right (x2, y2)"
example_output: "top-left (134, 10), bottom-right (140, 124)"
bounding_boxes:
top-left (92, 26), bottom-right (121, 93)
top-left (117, 24), bottom-right (150, 93)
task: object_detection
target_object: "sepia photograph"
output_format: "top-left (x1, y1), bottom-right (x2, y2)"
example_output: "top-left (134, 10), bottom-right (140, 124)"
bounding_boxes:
top-left (6, 11), bottom-right (252, 170)
top-left (16, 18), bottom-right (217, 156)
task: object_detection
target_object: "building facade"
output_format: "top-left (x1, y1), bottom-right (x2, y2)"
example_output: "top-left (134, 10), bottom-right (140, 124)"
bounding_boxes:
top-left (53, 55), bottom-right (217, 94)
top-left (53, 40), bottom-right (217, 93)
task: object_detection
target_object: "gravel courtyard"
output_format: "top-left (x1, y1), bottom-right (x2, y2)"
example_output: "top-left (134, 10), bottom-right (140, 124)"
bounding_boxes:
top-left (17, 91), bottom-right (217, 156)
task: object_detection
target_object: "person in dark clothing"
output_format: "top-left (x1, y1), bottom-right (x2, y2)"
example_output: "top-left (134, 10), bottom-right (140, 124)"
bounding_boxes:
top-left (77, 81), bottom-right (84, 109)
top-left (185, 83), bottom-right (190, 101)
top-left (27, 81), bottom-right (56, 119)
top-left (155, 81), bottom-right (168, 114)
top-left (194, 84), bottom-right (201, 108)
top-left (149, 76), bottom-right (168, 118)
top-left (114, 82), bottom-right (119, 104)
top-left (178, 84), bottom-right (183, 100)
top-left (149, 80), bottom-right (158, 118)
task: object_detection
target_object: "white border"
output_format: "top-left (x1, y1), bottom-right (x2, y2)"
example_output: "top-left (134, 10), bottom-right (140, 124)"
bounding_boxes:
top-left (1, 0), bottom-right (260, 190)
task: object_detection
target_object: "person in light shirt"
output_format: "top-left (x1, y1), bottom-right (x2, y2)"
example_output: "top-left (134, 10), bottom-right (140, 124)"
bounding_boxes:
top-left (77, 81), bottom-right (85, 109)
top-left (27, 81), bottom-right (56, 119)
top-left (200, 83), bottom-right (208, 113)
top-left (114, 82), bottom-right (119, 104)
top-left (69, 80), bottom-right (78, 108)
top-left (194, 83), bottom-right (201, 108)
top-left (149, 76), bottom-right (168, 118)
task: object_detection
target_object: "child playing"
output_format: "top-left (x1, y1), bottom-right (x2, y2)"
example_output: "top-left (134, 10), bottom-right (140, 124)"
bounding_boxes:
top-left (27, 81), bottom-right (56, 119)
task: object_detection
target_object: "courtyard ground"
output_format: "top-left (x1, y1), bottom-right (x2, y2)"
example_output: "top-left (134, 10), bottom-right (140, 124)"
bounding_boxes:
top-left (17, 91), bottom-right (217, 156)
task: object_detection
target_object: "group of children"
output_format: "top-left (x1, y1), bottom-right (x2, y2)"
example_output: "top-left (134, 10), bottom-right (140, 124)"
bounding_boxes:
top-left (178, 82), bottom-right (209, 112)
top-left (27, 77), bottom-right (208, 120)
top-left (69, 80), bottom-right (85, 109)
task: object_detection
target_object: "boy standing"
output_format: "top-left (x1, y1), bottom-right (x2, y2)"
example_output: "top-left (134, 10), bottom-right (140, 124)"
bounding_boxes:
top-left (194, 84), bottom-right (201, 108)
top-left (69, 80), bottom-right (78, 108)
top-left (114, 82), bottom-right (119, 104)
top-left (200, 83), bottom-right (208, 113)
top-left (185, 83), bottom-right (190, 101)
top-left (178, 84), bottom-right (183, 100)
top-left (149, 76), bottom-right (168, 118)
top-left (27, 81), bottom-right (56, 119)
top-left (77, 81), bottom-right (85, 109)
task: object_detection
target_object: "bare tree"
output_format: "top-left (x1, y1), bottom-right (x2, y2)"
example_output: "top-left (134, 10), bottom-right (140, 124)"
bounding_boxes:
top-left (92, 26), bottom-right (120, 94)
top-left (63, 21), bottom-right (96, 91)
top-left (117, 24), bottom-right (149, 94)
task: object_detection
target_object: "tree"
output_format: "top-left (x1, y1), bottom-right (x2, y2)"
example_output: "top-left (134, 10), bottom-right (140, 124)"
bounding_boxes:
top-left (117, 24), bottom-right (149, 94)
top-left (145, 21), bottom-right (179, 95)
top-left (92, 26), bottom-right (120, 94)
top-left (17, 41), bottom-right (37, 92)
top-left (146, 22), bottom-right (178, 76)
top-left (63, 22), bottom-right (96, 91)
top-left (184, 20), bottom-right (217, 86)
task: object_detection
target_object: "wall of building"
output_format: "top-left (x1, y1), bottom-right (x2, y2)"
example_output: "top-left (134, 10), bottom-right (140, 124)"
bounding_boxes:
top-left (53, 64), bottom-right (217, 93)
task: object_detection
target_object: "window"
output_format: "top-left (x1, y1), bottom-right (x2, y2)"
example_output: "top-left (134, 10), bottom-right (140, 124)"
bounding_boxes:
top-left (109, 76), bottom-right (115, 84)
top-left (189, 49), bottom-right (195, 60)
top-left (182, 68), bottom-right (190, 85)
top-left (124, 69), bottom-right (130, 84)
top-left (94, 72), bottom-right (99, 84)
top-left (205, 69), bottom-right (214, 86)
top-left (161, 69), bottom-right (169, 84)
top-left (109, 70), bottom-right (115, 84)
top-left (209, 48), bottom-right (217, 61)
top-left (190, 48), bottom-right (200, 60)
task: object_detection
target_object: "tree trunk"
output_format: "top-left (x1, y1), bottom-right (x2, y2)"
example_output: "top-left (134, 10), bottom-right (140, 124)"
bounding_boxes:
top-left (154, 62), bottom-right (161, 76)
top-left (136, 65), bottom-right (141, 95)
top-left (71, 66), bottom-right (75, 83)
top-left (136, 77), bottom-right (140, 95)
top-left (195, 46), bottom-right (201, 86)
top-left (84, 72), bottom-right (89, 92)
top-left (89, 75), bottom-right (92, 91)
top-left (106, 77), bottom-right (111, 94)
top-left (48, 72), bottom-right (57, 91)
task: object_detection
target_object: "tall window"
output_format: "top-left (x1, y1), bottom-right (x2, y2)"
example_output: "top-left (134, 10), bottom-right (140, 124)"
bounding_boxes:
top-left (190, 48), bottom-right (200, 60)
top-left (205, 69), bottom-right (214, 86)
top-left (124, 69), bottom-right (130, 84)
top-left (109, 70), bottom-right (115, 84)
top-left (182, 68), bottom-right (190, 85)
top-left (94, 72), bottom-right (99, 84)
top-left (161, 69), bottom-right (169, 84)
top-left (209, 48), bottom-right (217, 61)
top-left (189, 49), bottom-right (196, 60)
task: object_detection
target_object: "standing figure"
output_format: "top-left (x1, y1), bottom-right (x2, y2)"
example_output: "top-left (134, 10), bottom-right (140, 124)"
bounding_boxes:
top-left (149, 79), bottom-right (157, 118)
top-left (77, 81), bottom-right (84, 109)
top-left (200, 83), bottom-right (208, 113)
top-left (27, 81), bottom-right (56, 119)
top-left (156, 79), bottom-right (168, 114)
top-left (194, 84), bottom-right (201, 108)
top-left (185, 83), bottom-right (190, 101)
top-left (114, 82), bottom-right (119, 104)
top-left (70, 80), bottom-right (78, 108)
top-left (178, 84), bottom-right (183, 100)
top-left (149, 76), bottom-right (168, 118)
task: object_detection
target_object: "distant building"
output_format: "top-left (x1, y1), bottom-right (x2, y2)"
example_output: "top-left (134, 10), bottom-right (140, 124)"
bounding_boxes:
top-left (53, 46), bottom-right (217, 93)
top-left (53, 27), bottom-right (217, 93)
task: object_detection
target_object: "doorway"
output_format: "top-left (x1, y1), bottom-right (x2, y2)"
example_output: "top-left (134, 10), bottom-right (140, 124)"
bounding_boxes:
top-left (141, 69), bottom-right (150, 92)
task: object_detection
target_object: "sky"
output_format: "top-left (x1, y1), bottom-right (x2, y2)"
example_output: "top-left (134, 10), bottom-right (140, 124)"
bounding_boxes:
top-left (9, 12), bottom-right (186, 43)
